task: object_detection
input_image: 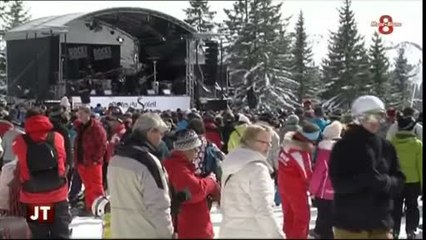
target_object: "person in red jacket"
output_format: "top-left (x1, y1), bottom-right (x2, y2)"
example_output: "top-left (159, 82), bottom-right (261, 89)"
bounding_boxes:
top-left (13, 107), bottom-right (70, 238)
top-left (104, 116), bottom-right (126, 162)
top-left (74, 105), bottom-right (107, 215)
top-left (103, 115), bottom-right (126, 190)
top-left (164, 129), bottom-right (220, 239)
top-left (277, 121), bottom-right (320, 239)
top-left (203, 114), bottom-right (223, 150)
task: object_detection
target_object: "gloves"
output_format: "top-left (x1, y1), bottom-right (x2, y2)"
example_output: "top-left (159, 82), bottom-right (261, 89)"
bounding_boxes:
top-left (207, 173), bottom-right (217, 182)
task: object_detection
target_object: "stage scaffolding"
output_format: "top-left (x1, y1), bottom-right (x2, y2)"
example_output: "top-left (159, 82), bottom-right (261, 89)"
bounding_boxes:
top-left (185, 32), bottom-right (220, 108)
top-left (186, 37), bottom-right (195, 107)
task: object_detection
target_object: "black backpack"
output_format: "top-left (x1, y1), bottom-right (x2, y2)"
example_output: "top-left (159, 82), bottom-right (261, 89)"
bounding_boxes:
top-left (22, 132), bottom-right (66, 193)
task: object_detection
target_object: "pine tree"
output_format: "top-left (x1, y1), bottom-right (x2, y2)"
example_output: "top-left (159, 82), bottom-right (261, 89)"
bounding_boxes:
top-left (183, 0), bottom-right (216, 33)
top-left (356, 47), bottom-right (373, 95)
top-left (290, 10), bottom-right (314, 103)
top-left (389, 47), bottom-right (415, 108)
top-left (1, 2), bottom-right (7, 23)
top-left (222, 0), bottom-right (248, 58)
top-left (223, 0), bottom-right (297, 110)
top-left (321, 0), bottom-right (370, 109)
top-left (0, 1), bottom-right (10, 94)
top-left (305, 65), bottom-right (322, 102)
top-left (3, 0), bottom-right (30, 30)
top-left (369, 31), bottom-right (390, 101)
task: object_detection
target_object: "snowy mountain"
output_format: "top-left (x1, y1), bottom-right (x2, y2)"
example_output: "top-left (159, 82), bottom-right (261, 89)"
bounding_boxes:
top-left (310, 35), bottom-right (423, 88)
top-left (384, 41), bottom-right (423, 87)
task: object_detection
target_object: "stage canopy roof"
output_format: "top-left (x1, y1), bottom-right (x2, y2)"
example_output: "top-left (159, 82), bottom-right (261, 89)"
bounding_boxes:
top-left (5, 7), bottom-right (197, 43)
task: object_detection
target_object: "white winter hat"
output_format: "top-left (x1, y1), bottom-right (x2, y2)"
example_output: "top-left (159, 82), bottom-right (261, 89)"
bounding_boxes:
top-left (60, 96), bottom-right (70, 108)
top-left (351, 95), bottom-right (385, 117)
top-left (238, 113), bottom-right (251, 124)
top-left (322, 121), bottom-right (343, 140)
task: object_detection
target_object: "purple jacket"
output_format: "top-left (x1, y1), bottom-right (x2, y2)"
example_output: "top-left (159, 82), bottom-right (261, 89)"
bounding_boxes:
top-left (309, 139), bottom-right (336, 200)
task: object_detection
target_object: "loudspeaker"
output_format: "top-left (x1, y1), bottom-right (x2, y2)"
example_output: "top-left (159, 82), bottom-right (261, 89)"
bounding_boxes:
top-left (80, 90), bottom-right (91, 104)
top-left (204, 99), bottom-right (229, 111)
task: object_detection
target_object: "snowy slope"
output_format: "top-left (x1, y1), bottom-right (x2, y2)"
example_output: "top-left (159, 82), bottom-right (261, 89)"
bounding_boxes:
top-left (71, 200), bottom-right (423, 239)
top-left (70, 217), bottom-right (103, 239)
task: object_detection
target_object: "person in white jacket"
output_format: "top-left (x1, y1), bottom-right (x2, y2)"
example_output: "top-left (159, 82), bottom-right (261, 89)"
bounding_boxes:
top-left (108, 113), bottom-right (173, 238)
top-left (219, 124), bottom-right (284, 239)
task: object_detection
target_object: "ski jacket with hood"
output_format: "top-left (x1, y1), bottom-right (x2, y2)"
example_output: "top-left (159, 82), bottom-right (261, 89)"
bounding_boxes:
top-left (108, 134), bottom-right (173, 238)
top-left (278, 131), bottom-right (314, 189)
top-left (227, 124), bottom-right (248, 153)
top-left (13, 115), bottom-right (68, 204)
top-left (164, 151), bottom-right (219, 239)
top-left (219, 147), bottom-right (284, 239)
top-left (386, 121), bottom-right (422, 142)
top-left (391, 131), bottom-right (422, 188)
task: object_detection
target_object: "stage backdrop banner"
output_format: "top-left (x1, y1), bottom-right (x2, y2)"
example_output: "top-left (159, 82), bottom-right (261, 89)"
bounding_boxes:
top-left (71, 96), bottom-right (191, 112)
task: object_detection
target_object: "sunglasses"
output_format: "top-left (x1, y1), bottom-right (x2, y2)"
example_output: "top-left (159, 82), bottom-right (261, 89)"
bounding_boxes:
top-left (255, 139), bottom-right (272, 146)
top-left (362, 112), bottom-right (386, 123)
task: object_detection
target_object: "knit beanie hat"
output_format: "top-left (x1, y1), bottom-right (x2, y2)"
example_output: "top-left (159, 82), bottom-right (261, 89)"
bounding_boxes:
top-left (397, 116), bottom-right (416, 131)
top-left (322, 121), bottom-right (343, 140)
top-left (351, 95), bottom-right (385, 117)
top-left (174, 129), bottom-right (202, 151)
top-left (299, 121), bottom-right (320, 141)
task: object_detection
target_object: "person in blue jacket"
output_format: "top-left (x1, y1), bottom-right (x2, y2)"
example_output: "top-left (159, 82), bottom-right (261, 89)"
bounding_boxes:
top-left (312, 106), bottom-right (329, 132)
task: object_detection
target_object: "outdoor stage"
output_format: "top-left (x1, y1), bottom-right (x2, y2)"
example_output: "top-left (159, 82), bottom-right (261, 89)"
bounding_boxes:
top-left (5, 7), bottom-right (201, 106)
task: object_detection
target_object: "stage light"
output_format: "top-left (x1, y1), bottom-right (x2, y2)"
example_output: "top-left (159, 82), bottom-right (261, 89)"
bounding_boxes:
top-left (162, 89), bottom-right (171, 95)
top-left (116, 36), bottom-right (124, 44)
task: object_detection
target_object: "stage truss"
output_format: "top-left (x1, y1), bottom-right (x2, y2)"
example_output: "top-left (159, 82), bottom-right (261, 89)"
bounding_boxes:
top-left (186, 37), bottom-right (195, 107)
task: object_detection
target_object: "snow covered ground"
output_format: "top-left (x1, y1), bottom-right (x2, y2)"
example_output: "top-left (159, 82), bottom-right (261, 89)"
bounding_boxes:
top-left (70, 200), bottom-right (423, 239)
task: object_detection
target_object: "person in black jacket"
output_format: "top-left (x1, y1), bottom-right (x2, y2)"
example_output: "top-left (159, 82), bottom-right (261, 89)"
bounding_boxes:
top-left (329, 95), bottom-right (406, 239)
top-left (48, 105), bottom-right (72, 174)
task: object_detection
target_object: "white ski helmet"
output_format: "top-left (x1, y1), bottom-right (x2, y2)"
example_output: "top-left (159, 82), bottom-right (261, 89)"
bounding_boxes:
top-left (351, 95), bottom-right (385, 117)
top-left (91, 195), bottom-right (110, 218)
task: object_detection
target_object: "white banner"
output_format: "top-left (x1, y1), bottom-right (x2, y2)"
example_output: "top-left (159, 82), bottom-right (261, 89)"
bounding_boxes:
top-left (71, 96), bottom-right (191, 112)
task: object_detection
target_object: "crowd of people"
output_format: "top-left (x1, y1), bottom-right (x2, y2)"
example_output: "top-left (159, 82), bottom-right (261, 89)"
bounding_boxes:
top-left (0, 95), bottom-right (422, 239)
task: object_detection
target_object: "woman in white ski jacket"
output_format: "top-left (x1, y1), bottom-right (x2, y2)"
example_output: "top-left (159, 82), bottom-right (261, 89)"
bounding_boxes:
top-left (219, 124), bottom-right (284, 239)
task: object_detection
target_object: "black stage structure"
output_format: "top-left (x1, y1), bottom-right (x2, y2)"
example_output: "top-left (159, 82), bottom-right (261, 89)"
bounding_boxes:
top-left (5, 7), bottom-right (227, 107)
